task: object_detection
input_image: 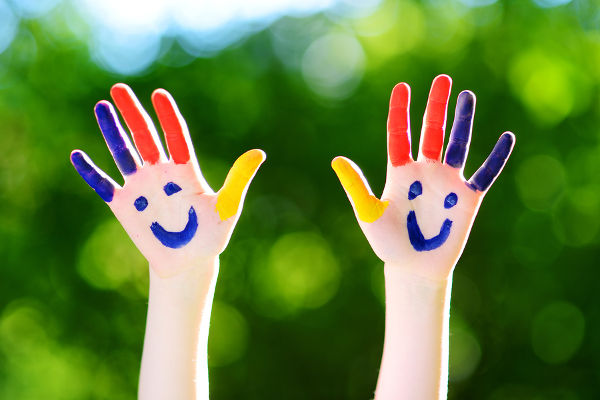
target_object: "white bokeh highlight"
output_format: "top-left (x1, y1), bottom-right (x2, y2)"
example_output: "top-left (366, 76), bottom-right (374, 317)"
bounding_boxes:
top-left (0, 1), bottom-right (18, 55)
top-left (301, 33), bottom-right (366, 99)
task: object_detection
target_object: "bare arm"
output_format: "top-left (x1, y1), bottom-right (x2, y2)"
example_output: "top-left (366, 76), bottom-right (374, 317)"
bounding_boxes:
top-left (139, 258), bottom-right (218, 400)
top-left (376, 265), bottom-right (451, 400)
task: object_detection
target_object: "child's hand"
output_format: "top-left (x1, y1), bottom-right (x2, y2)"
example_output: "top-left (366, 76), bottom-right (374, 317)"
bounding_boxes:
top-left (332, 75), bottom-right (514, 281)
top-left (71, 84), bottom-right (265, 277)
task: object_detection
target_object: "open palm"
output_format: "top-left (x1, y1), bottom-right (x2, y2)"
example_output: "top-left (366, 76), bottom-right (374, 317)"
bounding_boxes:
top-left (71, 84), bottom-right (265, 277)
top-left (332, 75), bottom-right (514, 280)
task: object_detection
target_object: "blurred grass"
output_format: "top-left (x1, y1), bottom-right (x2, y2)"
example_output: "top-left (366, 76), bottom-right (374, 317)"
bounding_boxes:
top-left (1, 0), bottom-right (600, 398)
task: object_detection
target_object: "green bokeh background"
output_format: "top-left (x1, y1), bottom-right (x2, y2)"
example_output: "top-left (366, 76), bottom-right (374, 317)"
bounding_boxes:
top-left (1, 0), bottom-right (599, 398)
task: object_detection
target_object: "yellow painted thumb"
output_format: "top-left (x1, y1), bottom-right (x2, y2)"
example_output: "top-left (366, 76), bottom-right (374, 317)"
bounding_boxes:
top-left (216, 149), bottom-right (266, 221)
top-left (331, 156), bottom-right (388, 223)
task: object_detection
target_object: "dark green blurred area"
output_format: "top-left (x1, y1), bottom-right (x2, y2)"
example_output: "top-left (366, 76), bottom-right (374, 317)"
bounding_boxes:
top-left (1, 0), bottom-right (600, 398)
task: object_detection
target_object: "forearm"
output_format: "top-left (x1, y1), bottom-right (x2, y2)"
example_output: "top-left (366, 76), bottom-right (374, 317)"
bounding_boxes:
top-left (375, 263), bottom-right (452, 400)
top-left (138, 257), bottom-right (219, 400)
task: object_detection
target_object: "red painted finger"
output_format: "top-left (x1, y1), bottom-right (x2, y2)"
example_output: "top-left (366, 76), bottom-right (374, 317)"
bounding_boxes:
top-left (151, 89), bottom-right (193, 165)
top-left (419, 74), bottom-right (452, 161)
top-left (387, 83), bottom-right (412, 167)
top-left (111, 83), bottom-right (166, 165)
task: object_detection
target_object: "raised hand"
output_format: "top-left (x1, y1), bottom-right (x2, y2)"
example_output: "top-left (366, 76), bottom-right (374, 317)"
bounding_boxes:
top-left (70, 84), bottom-right (265, 400)
top-left (332, 75), bottom-right (514, 281)
top-left (71, 84), bottom-right (265, 278)
top-left (332, 75), bottom-right (515, 400)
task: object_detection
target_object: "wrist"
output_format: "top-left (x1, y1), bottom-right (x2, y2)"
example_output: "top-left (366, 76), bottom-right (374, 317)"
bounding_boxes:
top-left (382, 261), bottom-right (452, 316)
top-left (383, 261), bottom-right (452, 290)
top-left (149, 256), bottom-right (219, 299)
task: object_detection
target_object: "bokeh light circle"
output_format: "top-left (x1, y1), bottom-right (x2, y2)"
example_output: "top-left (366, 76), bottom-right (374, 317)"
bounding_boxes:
top-left (449, 314), bottom-right (482, 382)
top-left (0, 1), bottom-right (19, 55)
top-left (77, 219), bottom-right (148, 294)
top-left (251, 232), bottom-right (340, 318)
top-left (515, 154), bottom-right (566, 211)
top-left (531, 301), bottom-right (585, 364)
top-left (208, 301), bottom-right (249, 367)
top-left (8, 0), bottom-right (60, 18)
top-left (533, 0), bottom-right (572, 8)
top-left (301, 33), bottom-right (366, 99)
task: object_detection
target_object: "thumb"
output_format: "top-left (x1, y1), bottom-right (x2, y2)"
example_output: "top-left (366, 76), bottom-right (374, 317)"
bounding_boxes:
top-left (331, 156), bottom-right (388, 223)
top-left (216, 149), bottom-right (266, 221)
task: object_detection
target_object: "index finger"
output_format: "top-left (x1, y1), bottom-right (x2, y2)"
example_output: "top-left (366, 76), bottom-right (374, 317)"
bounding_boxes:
top-left (95, 101), bottom-right (141, 176)
top-left (418, 74), bottom-right (452, 162)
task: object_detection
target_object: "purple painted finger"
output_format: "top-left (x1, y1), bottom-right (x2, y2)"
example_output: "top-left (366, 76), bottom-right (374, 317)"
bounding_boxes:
top-left (95, 101), bottom-right (140, 175)
top-left (445, 91), bottom-right (475, 169)
top-left (70, 150), bottom-right (117, 202)
top-left (468, 132), bottom-right (515, 192)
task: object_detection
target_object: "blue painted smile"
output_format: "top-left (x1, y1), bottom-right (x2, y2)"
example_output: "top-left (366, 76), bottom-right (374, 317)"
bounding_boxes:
top-left (150, 206), bottom-right (198, 249)
top-left (406, 181), bottom-right (457, 252)
top-left (407, 211), bottom-right (452, 251)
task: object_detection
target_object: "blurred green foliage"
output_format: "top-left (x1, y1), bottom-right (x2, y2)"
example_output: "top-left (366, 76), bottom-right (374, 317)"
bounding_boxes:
top-left (1, 0), bottom-right (600, 398)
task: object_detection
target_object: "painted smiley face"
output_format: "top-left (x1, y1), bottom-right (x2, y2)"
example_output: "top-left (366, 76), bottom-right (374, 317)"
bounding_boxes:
top-left (134, 182), bottom-right (198, 249)
top-left (406, 180), bottom-right (458, 252)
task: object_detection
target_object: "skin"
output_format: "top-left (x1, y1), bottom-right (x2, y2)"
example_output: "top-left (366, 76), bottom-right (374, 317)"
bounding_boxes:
top-left (332, 75), bottom-right (515, 399)
top-left (71, 84), bottom-right (265, 399)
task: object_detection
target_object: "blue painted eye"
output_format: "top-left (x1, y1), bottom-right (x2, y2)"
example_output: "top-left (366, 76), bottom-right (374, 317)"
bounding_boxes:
top-left (134, 196), bottom-right (148, 211)
top-left (408, 181), bottom-right (423, 200)
top-left (164, 182), bottom-right (182, 196)
top-left (444, 193), bottom-right (458, 209)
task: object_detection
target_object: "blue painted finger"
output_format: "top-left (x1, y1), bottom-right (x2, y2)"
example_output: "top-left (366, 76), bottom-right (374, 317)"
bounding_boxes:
top-left (445, 91), bottom-right (475, 169)
top-left (468, 132), bottom-right (515, 192)
top-left (95, 101), bottom-right (140, 176)
top-left (70, 150), bottom-right (117, 202)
